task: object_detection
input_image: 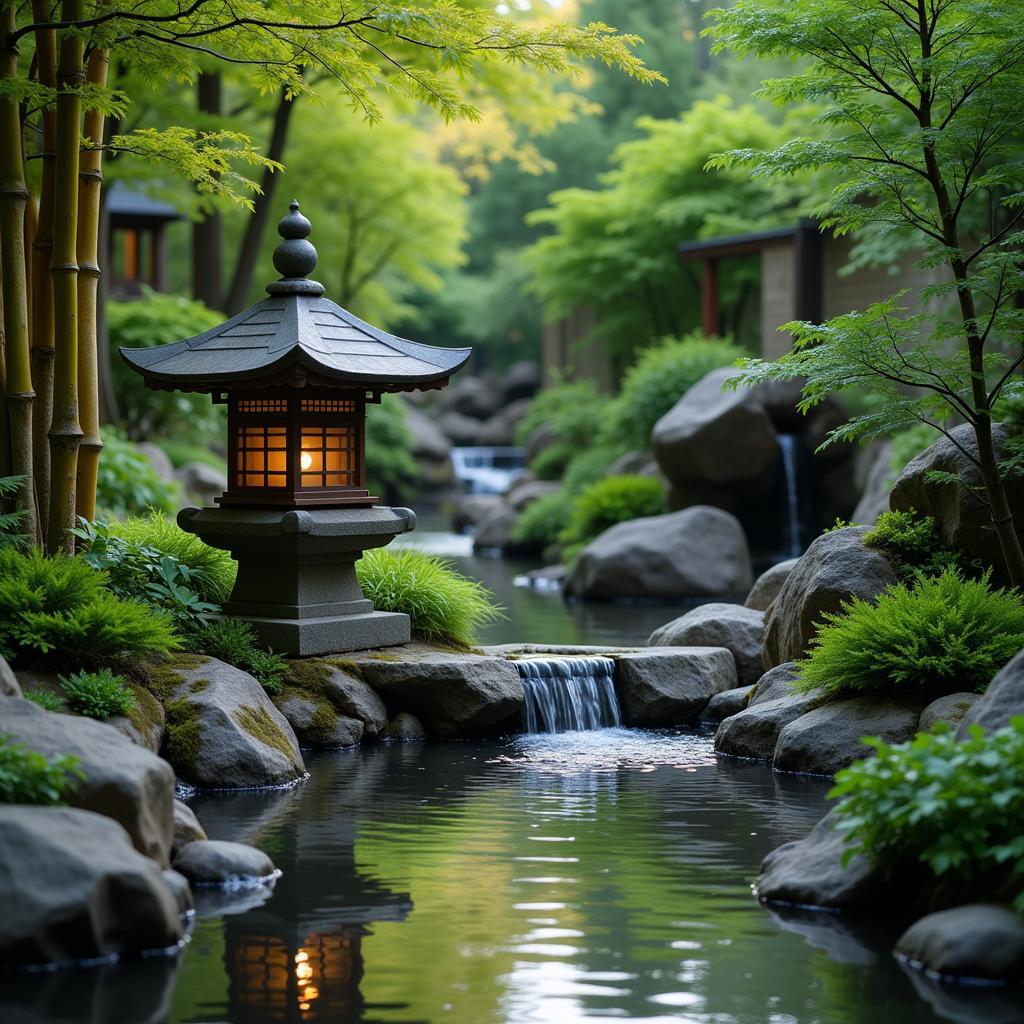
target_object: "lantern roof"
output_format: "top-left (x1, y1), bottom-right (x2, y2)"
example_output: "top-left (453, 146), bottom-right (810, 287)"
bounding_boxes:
top-left (119, 200), bottom-right (472, 393)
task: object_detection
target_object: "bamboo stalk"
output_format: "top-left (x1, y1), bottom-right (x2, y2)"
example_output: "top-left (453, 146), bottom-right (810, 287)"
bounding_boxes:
top-left (0, 1), bottom-right (36, 539)
top-left (75, 44), bottom-right (108, 522)
top-left (46, 0), bottom-right (84, 553)
top-left (31, 0), bottom-right (56, 535)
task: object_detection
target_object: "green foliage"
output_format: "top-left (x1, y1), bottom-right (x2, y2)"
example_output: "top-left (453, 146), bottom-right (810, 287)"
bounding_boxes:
top-left (107, 291), bottom-right (224, 444)
top-left (887, 424), bottom-right (936, 484)
top-left (864, 509), bottom-right (980, 582)
top-left (0, 475), bottom-right (29, 549)
top-left (95, 429), bottom-right (180, 520)
top-left (796, 569), bottom-right (1024, 700)
top-left (0, 548), bottom-right (178, 671)
top-left (830, 721), bottom-right (1024, 912)
top-left (510, 489), bottom-right (576, 556)
top-left (0, 735), bottom-right (82, 806)
top-left (607, 333), bottom-right (747, 450)
top-left (365, 396), bottom-right (420, 500)
top-left (72, 519), bottom-right (222, 631)
top-left (561, 475), bottom-right (666, 551)
top-left (190, 618), bottom-right (286, 695)
top-left (59, 668), bottom-right (136, 720)
top-left (24, 690), bottom-right (66, 713)
top-left (561, 446), bottom-right (626, 497)
top-left (356, 547), bottom-right (503, 648)
top-left (154, 439), bottom-right (226, 472)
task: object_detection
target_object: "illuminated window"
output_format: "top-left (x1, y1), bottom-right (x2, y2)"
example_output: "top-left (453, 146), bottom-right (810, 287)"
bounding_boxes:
top-left (300, 398), bottom-right (356, 414)
top-left (300, 426), bottom-right (356, 488)
top-left (236, 425), bottom-right (288, 488)
top-left (237, 398), bottom-right (288, 414)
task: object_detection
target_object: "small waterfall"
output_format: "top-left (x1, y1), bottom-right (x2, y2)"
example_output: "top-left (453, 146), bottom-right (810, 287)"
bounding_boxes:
top-left (777, 434), bottom-right (805, 559)
top-left (450, 445), bottom-right (524, 495)
top-left (516, 657), bottom-right (621, 734)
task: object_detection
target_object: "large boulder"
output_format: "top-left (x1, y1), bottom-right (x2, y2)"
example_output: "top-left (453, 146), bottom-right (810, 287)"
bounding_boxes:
top-left (0, 806), bottom-right (184, 966)
top-left (958, 648), bottom-right (1024, 737)
top-left (441, 375), bottom-right (501, 421)
top-left (438, 409), bottom-right (483, 446)
top-left (172, 839), bottom-right (276, 887)
top-left (565, 506), bottom-right (753, 599)
top-left (649, 603), bottom-right (765, 685)
top-left (172, 800), bottom-right (207, 853)
top-left (744, 559), bottom-right (799, 612)
top-left (773, 698), bottom-right (922, 776)
top-left (616, 648), bottom-right (737, 727)
top-left (895, 904), bottom-right (1024, 983)
top-left (109, 683), bottom-right (166, 753)
top-left (890, 423), bottom-right (1024, 581)
top-left (506, 479), bottom-right (562, 513)
top-left (850, 441), bottom-right (893, 525)
top-left (1, 653), bottom-right (22, 696)
top-left (652, 368), bottom-right (779, 491)
top-left (136, 442), bottom-right (176, 482)
top-left (348, 649), bottom-right (524, 737)
top-left (0, 697), bottom-right (175, 865)
top-left (756, 808), bottom-right (884, 910)
top-left (161, 657), bottom-right (305, 789)
top-left (763, 526), bottom-right (897, 667)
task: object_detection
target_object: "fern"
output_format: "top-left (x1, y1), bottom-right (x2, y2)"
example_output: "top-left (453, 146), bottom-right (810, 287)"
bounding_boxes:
top-left (0, 475), bottom-right (29, 549)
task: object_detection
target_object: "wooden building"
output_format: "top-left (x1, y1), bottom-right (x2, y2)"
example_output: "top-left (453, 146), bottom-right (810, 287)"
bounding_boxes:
top-left (106, 181), bottom-right (182, 297)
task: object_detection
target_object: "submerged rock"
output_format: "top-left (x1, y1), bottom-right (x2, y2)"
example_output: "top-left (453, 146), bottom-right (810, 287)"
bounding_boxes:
top-left (763, 526), bottom-right (897, 667)
top-left (384, 712), bottom-right (426, 741)
top-left (172, 839), bottom-right (276, 887)
top-left (744, 559), bottom-right (799, 612)
top-left (0, 806), bottom-right (184, 966)
top-left (616, 647), bottom-right (736, 727)
top-left (896, 904), bottom-right (1024, 982)
top-left (160, 656), bottom-right (305, 789)
top-left (565, 505), bottom-right (753, 599)
top-left (649, 603), bottom-right (765, 685)
top-left (699, 685), bottom-right (754, 724)
top-left (958, 648), bottom-right (1024, 737)
top-left (0, 697), bottom-right (175, 866)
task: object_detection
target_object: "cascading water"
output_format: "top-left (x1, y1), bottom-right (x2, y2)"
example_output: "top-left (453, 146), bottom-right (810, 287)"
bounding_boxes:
top-left (450, 446), bottom-right (524, 495)
top-left (777, 434), bottom-right (805, 559)
top-left (516, 657), bottom-right (621, 734)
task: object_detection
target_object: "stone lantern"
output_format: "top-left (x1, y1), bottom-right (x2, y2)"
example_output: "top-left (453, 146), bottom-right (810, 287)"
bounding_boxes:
top-left (120, 200), bottom-right (471, 655)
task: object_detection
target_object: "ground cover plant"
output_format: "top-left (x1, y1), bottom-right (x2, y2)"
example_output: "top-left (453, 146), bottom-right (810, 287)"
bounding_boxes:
top-left (0, 736), bottom-right (82, 806)
top-left (190, 618), bottom-right (287, 695)
top-left (23, 690), bottom-right (65, 712)
top-left (510, 490), bottom-right (577, 560)
top-left (830, 721), bottom-right (1024, 911)
top-left (864, 509), bottom-right (981, 582)
top-left (795, 569), bottom-right (1024, 700)
top-left (95, 430), bottom-right (180, 520)
top-left (0, 475), bottom-right (29, 549)
top-left (58, 668), bottom-right (136, 720)
top-left (357, 548), bottom-right (503, 648)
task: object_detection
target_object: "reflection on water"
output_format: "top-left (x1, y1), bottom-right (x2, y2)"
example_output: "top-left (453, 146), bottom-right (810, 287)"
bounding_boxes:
top-left (6, 733), bottom-right (1018, 1024)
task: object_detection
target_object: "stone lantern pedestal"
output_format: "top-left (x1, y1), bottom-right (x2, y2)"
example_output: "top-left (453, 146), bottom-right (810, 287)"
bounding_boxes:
top-left (178, 505), bottom-right (416, 656)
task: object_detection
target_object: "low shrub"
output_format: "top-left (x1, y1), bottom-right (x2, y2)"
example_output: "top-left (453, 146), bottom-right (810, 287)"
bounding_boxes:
top-left (59, 668), bottom-right (136, 719)
top-left (0, 734), bottom-right (82, 805)
top-left (356, 547), bottom-right (503, 647)
top-left (190, 617), bottom-right (286, 695)
top-left (560, 475), bottom-right (666, 551)
top-left (864, 508), bottom-right (981, 581)
top-left (510, 489), bottom-right (575, 557)
top-left (561, 445), bottom-right (627, 496)
top-left (24, 690), bottom-right (65, 712)
top-left (0, 475), bottom-right (29, 549)
top-left (96, 429), bottom-right (180, 519)
top-left (607, 333), bottom-right (746, 450)
top-left (0, 548), bottom-right (178, 671)
top-left (830, 720), bottom-right (1024, 911)
top-left (795, 569), bottom-right (1024, 699)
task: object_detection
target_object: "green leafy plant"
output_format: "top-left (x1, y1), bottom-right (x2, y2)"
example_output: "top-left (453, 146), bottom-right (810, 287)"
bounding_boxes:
top-left (510, 489), bottom-right (576, 558)
top-left (0, 475), bottom-right (29, 549)
top-left (0, 548), bottom-right (178, 671)
top-left (190, 617), bottom-right (286, 695)
top-left (24, 690), bottom-right (65, 712)
top-left (830, 721), bottom-right (1024, 911)
top-left (356, 547), bottom-right (503, 647)
top-left (561, 446), bottom-right (627, 497)
top-left (561, 474), bottom-right (666, 551)
top-left (95, 429), bottom-right (180, 520)
top-left (59, 668), bottom-right (136, 720)
top-left (0, 734), bottom-right (83, 805)
top-left (795, 569), bottom-right (1024, 700)
top-left (365, 396), bottom-right (420, 500)
top-left (606, 333), bottom-right (746, 450)
top-left (864, 509), bottom-right (981, 582)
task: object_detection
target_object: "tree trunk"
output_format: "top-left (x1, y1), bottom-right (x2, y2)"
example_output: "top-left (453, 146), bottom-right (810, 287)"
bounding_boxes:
top-left (31, 0), bottom-right (56, 535)
top-left (192, 72), bottom-right (223, 309)
top-left (0, 1), bottom-right (37, 540)
top-left (223, 84), bottom-right (298, 314)
top-left (75, 44), bottom-right (109, 521)
top-left (46, 0), bottom-right (84, 552)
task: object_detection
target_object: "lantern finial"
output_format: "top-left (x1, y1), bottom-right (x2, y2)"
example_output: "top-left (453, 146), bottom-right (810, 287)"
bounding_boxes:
top-left (267, 199), bottom-right (325, 296)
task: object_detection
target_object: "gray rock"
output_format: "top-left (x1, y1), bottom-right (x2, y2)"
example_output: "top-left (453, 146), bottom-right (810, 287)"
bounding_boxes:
top-left (172, 839), bottom-right (276, 886)
top-left (699, 685), bottom-right (754, 724)
top-left (441, 375), bottom-right (501, 421)
top-left (404, 403), bottom-right (452, 462)
top-left (506, 479), bottom-right (562, 512)
top-left (1, 653), bottom-right (22, 696)
top-left (162, 868), bottom-right (194, 915)
top-left (162, 657), bottom-right (306, 789)
top-left (607, 450), bottom-right (660, 478)
top-left (716, 692), bottom-right (821, 761)
top-left (896, 904), bottom-right (1024, 982)
top-left (919, 692), bottom-right (980, 733)
top-left (274, 691), bottom-right (364, 747)
top-left (476, 398), bottom-right (532, 446)
top-left (0, 806), bottom-right (184, 966)
top-left (756, 808), bottom-right (883, 910)
top-left (176, 460), bottom-right (226, 504)
top-left (499, 360), bottom-right (541, 403)
top-left (851, 441), bottom-right (893, 525)
top-left (351, 649), bottom-right (524, 738)
top-left (108, 683), bottom-right (166, 753)
top-left (958, 648), bottom-right (1024, 737)
top-left (438, 409), bottom-right (484, 446)
top-left (137, 442), bottom-right (176, 482)
top-left (749, 663), bottom-right (802, 707)
top-left (649, 602), bottom-right (765, 685)
top-left (0, 697), bottom-right (175, 865)
top-left (319, 664), bottom-right (389, 736)
top-left (473, 501), bottom-right (517, 552)
top-left (565, 506), bottom-right (753, 599)
top-left (774, 698), bottom-right (922, 776)
top-left (763, 526), bottom-right (897, 667)
top-left (172, 800), bottom-right (207, 852)
top-left (616, 647), bottom-right (737, 727)
top-left (652, 368), bottom-right (779, 490)
top-left (745, 559), bottom-right (800, 612)
top-left (891, 423), bottom-right (1024, 581)
top-left (524, 422), bottom-right (558, 465)
top-left (384, 712), bottom-right (426, 741)
top-left (452, 493), bottom-right (504, 533)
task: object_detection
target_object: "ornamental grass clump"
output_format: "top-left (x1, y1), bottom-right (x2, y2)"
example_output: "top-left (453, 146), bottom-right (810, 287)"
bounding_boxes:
top-left (59, 668), bottom-right (136, 720)
top-left (0, 735), bottom-right (82, 805)
top-left (795, 569), bottom-right (1024, 700)
top-left (830, 721), bottom-right (1024, 911)
top-left (356, 547), bottom-right (503, 648)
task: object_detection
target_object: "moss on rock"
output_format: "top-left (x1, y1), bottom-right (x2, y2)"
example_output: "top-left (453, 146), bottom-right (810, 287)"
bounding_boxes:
top-left (147, 653), bottom-right (207, 702)
top-left (164, 698), bottom-right (202, 779)
top-left (235, 704), bottom-right (298, 762)
top-left (283, 658), bottom-right (334, 692)
top-left (189, 678), bottom-right (210, 695)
